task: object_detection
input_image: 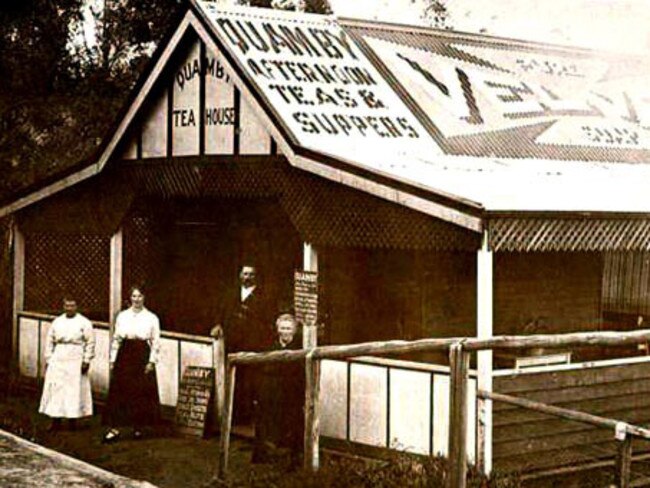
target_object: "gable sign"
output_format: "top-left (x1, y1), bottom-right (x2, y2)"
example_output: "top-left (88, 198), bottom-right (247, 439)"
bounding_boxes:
top-left (197, 3), bottom-right (441, 157)
top-left (364, 35), bottom-right (650, 161)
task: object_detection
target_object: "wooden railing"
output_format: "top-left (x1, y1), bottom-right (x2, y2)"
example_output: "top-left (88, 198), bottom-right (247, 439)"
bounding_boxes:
top-left (16, 312), bottom-right (217, 408)
top-left (216, 329), bottom-right (650, 488)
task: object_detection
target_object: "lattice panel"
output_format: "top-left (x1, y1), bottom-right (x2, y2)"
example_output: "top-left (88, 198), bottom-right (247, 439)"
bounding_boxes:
top-left (122, 162), bottom-right (479, 251)
top-left (489, 218), bottom-right (650, 252)
top-left (122, 208), bottom-right (162, 304)
top-left (24, 233), bottom-right (110, 317)
top-left (281, 171), bottom-right (479, 251)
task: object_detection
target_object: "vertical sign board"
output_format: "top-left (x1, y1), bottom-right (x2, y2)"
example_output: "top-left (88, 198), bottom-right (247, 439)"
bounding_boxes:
top-left (175, 366), bottom-right (214, 437)
top-left (205, 47), bottom-right (236, 155)
top-left (198, 3), bottom-right (442, 160)
top-left (294, 271), bottom-right (318, 326)
top-left (173, 41), bottom-right (201, 156)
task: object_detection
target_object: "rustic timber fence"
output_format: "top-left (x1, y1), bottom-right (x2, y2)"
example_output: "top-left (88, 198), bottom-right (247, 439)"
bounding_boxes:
top-left (215, 330), bottom-right (650, 488)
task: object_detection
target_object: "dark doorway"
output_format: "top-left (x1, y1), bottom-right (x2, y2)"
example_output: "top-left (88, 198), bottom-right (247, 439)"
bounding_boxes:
top-left (151, 198), bottom-right (301, 336)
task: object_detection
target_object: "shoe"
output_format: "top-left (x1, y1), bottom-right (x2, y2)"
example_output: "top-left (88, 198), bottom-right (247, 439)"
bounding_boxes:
top-left (102, 428), bottom-right (121, 444)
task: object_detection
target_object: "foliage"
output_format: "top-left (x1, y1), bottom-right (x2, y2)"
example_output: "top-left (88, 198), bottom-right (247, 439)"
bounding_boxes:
top-left (417, 0), bottom-right (450, 29)
top-left (0, 0), bottom-right (85, 97)
top-left (71, 0), bottom-right (183, 90)
top-left (246, 0), bottom-right (332, 14)
top-left (243, 452), bottom-right (521, 488)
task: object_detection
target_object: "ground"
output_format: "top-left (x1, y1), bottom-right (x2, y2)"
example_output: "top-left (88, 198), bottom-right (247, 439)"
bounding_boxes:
top-left (0, 387), bottom-right (642, 487)
top-left (0, 388), bottom-right (300, 487)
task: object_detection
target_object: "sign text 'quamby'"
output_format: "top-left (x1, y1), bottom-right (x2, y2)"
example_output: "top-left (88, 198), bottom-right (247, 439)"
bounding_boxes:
top-left (199, 3), bottom-right (440, 155)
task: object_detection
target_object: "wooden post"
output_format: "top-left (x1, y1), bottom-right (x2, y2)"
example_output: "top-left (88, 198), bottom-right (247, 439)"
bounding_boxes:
top-left (302, 242), bottom-right (318, 349)
top-left (476, 230), bottom-right (493, 474)
top-left (11, 223), bottom-right (25, 371)
top-left (109, 228), bottom-right (123, 329)
top-left (448, 342), bottom-right (470, 488)
top-left (217, 363), bottom-right (236, 480)
top-left (304, 354), bottom-right (321, 471)
top-left (212, 337), bottom-right (226, 428)
top-left (615, 435), bottom-right (632, 488)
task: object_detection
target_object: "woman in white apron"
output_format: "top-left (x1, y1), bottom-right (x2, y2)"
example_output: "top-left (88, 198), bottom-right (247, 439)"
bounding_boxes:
top-left (39, 297), bottom-right (95, 431)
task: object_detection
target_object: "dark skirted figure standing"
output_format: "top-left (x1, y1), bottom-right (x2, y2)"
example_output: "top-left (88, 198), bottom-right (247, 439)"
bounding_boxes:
top-left (102, 286), bottom-right (161, 443)
top-left (254, 313), bottom-right (305, 468)
top-left (39, 296), bottom-right (95, 432)
top-left (211, 264), bottom-right (273, 425)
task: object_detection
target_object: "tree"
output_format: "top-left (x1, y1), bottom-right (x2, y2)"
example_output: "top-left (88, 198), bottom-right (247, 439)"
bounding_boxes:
top-left (246, 0), bottom-right (332, 14)
top-left (0, 0), bottom-right (85, 97)
top-left (419, 0), bottom-right (450, 29)
top-left (70, 0), bottom-right (183, 91)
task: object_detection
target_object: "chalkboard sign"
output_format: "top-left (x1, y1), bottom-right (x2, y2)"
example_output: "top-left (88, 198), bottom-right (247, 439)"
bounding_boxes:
top-left (295, 271), bottom-right (318, 326)
top-left (175, 366), bottom-right (214, 438)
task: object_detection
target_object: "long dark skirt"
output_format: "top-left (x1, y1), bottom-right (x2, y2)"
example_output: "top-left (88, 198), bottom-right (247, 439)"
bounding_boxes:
top-left (103, 339), bottom-right (160, 427)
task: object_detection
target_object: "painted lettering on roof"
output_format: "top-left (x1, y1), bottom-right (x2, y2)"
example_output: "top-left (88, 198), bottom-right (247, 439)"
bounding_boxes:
top-left (198, 3), bottom-right (441, 157)
top-left (362, 34), bottom-right (650, 161)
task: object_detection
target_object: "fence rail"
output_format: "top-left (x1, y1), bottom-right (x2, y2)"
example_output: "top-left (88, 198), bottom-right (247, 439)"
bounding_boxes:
top-left (16, 311), bottom-right (214, 408)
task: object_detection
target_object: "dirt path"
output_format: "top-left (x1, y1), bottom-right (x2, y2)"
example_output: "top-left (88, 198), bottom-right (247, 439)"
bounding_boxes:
top-left (0, 428), bottom-right (155, 487)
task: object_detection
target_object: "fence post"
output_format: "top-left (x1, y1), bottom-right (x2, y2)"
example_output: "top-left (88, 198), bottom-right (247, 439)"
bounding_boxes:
top-left (448, 342), bottom-right (470, 488)
top-left (216, 363), bottom-right (236, 481)
top-left (304, 353), bottom-right (321, 471)
top-left (212, 337), bottom-right (226, 428)
top-left (615, 434), bottom-right (632, 488)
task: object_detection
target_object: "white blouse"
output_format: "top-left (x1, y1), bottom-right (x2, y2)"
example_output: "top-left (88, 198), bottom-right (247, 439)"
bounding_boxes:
top-left (110, 307), bottom-right (161, 364)
top-left (45, 313), bottom-right (95, 363)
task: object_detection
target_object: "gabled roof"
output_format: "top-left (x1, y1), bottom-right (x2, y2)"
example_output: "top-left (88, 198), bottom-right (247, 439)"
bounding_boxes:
top-left (3, 1), bottom-right (650, 231)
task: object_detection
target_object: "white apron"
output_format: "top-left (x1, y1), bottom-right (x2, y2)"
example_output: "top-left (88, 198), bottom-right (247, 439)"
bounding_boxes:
top-left (39, 343), bottom-right (93, 418)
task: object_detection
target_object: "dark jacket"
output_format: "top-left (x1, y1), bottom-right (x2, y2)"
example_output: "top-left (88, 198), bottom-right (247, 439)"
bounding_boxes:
top-left (220, 286), bottom-right (272, 353)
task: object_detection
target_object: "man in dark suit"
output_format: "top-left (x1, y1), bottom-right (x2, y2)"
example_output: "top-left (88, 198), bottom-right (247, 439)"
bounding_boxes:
top-left (211, 265), bottom-right (272, 424)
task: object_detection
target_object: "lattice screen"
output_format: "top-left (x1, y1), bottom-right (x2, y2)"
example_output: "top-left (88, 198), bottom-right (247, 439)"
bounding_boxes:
top-left (124, 162), bottom-right (480, 251)
top-left (489, 218), bottom-right (650, 252)
top-left (122, 206), bottom-right (163, 306)
top-left (24, 233), bottom-right (110, 319)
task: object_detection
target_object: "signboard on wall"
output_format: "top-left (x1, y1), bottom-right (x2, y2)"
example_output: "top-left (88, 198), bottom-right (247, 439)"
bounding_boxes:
top-left (363, 34), bottom-right (650, 161)
top-left (294, 271), bottom-right (318, 326)
top-left (198, 3), bottom-right (442, 158)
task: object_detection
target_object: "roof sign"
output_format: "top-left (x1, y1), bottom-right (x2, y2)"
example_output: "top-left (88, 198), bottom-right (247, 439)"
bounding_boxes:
top-left (363, 35), bottom-right (650, 161)
top-left (198, 2), bottom-right (442, 158)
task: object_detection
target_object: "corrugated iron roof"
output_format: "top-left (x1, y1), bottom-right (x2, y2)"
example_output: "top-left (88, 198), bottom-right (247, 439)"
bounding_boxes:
top-left (343, 17), bottom-right (650, 165)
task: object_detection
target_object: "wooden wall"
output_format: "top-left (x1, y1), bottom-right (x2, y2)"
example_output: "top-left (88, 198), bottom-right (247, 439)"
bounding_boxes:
top-left (602, 252), bottom-right (650, 319)
top-left (494, 252), bottom-right (603, 335)
top-left (493, 358), bottom-right (650, 473)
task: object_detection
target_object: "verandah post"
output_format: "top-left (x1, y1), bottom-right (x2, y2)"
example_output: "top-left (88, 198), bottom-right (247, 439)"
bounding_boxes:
top-left (109, 227), bottom-right (123, 330)
top-left (448, 342), bottom-right (470, 488)
top-left (302, 242), bottom-right (318, 349)
top-left (476, 229), bottom-right (493, 474)
top-left (11, 221), bottom-right (24, 372)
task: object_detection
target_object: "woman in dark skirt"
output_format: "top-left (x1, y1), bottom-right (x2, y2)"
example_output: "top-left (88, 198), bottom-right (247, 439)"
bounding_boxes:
top-left (102, 286), bottom-right (161, 443)
top-left (254, 313), bottom-right (305, 467)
